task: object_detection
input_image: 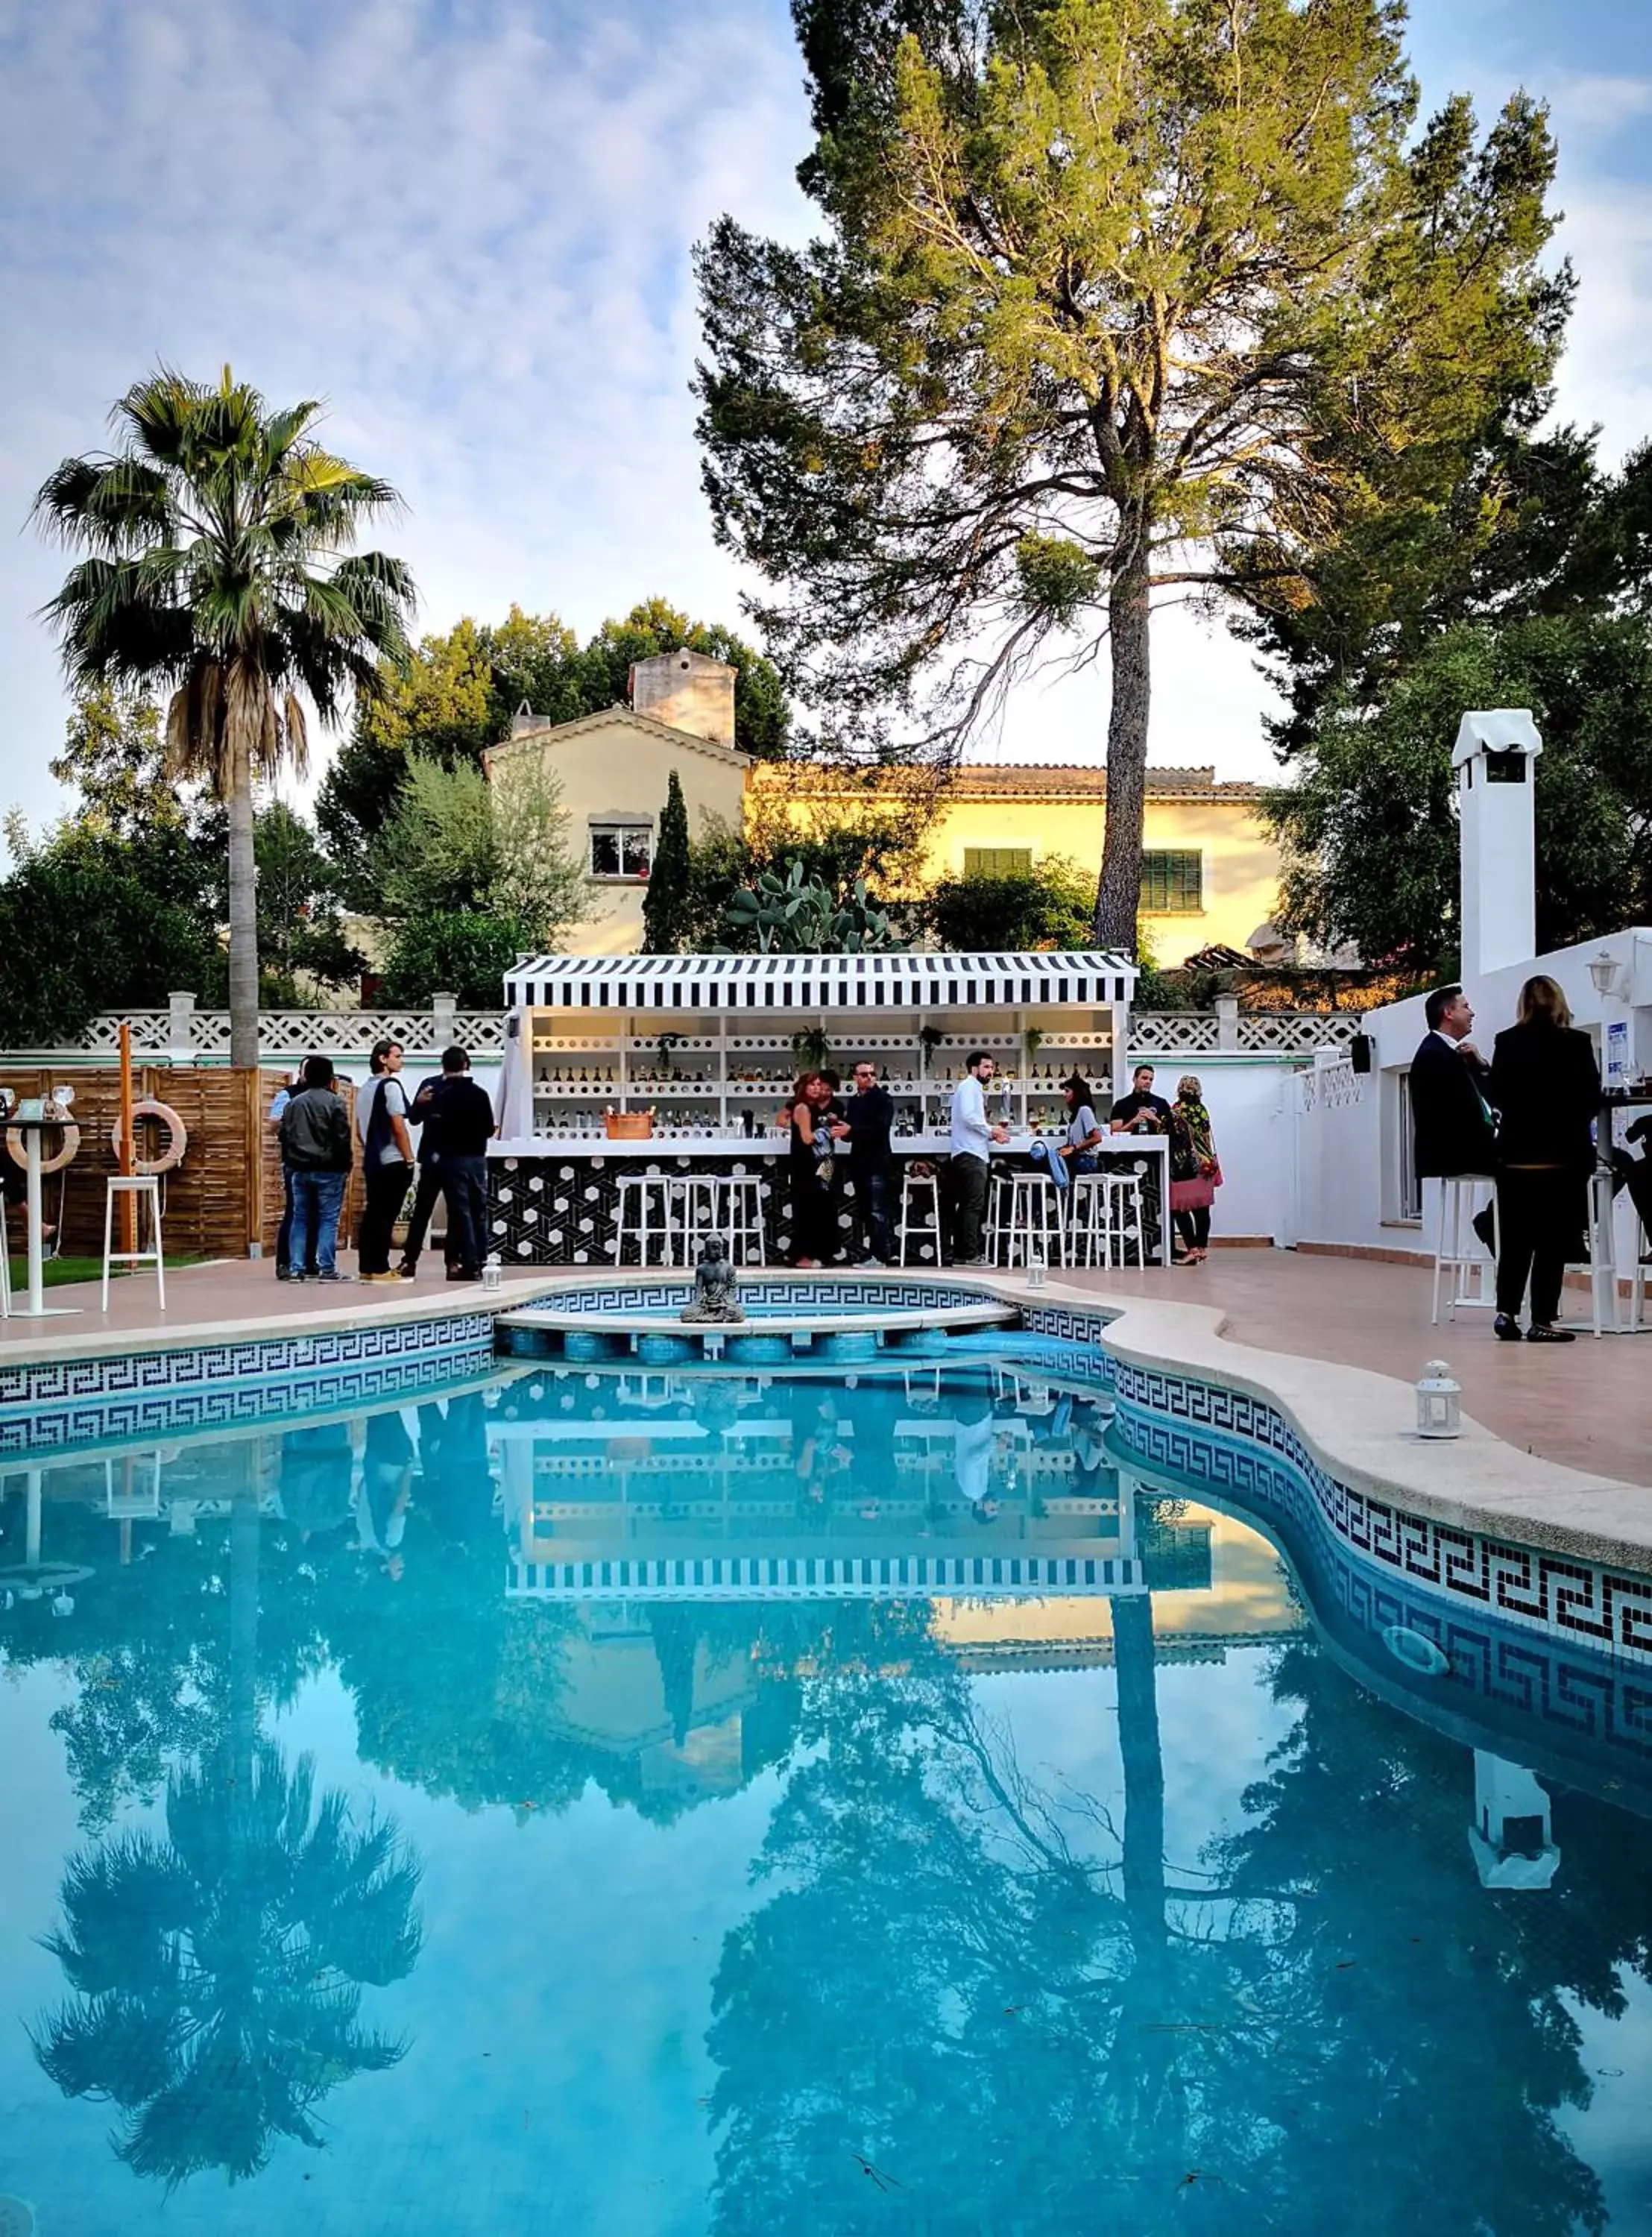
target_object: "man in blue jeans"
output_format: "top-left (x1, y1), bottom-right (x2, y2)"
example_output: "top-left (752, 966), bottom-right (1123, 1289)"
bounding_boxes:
top-left (278, 1056), bottom-right (354, 1280)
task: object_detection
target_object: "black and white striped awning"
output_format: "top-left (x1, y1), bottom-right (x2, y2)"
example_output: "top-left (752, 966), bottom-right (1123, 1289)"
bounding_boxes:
top-left (504, 951), bottom-right (1136, 1013)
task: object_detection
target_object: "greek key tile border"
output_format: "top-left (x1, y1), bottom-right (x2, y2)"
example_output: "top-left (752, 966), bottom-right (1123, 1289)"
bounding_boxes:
top-left (1110, 1363), bottom-right (1652, 1666)
top-left (0, 1312), bottom-right (496, 1456)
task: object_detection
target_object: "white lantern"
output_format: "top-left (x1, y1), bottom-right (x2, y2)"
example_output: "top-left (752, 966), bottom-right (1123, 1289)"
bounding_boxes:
top-left (482, 1253), bottom-right (503, 1293)
top-left (1026, 1248), bottom-right (1047, 1291)
top-left (1416, 1359), bottom-right (1461, 1440)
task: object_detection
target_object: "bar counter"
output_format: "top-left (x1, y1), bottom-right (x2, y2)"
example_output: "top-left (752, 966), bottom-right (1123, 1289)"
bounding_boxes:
top-left (487, 1133), bottom-right (1170, 1268)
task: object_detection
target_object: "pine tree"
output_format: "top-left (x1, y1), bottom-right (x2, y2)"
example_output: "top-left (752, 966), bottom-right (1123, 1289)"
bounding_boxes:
top-left (642, 771), bottom-right (693, 952)
top-left (695, 0), bottom-right (1569, 949)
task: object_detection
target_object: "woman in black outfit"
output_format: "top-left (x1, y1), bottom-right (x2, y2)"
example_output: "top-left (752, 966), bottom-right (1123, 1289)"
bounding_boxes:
top-left (787, 1072), bottom-right (838, 1267)
top-left (1488, 975), bottom-right (1601, 1344)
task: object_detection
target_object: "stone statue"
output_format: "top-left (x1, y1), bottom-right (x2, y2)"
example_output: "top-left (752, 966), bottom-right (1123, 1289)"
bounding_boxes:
top-left (680, 1236), bottom-right (745, 1323)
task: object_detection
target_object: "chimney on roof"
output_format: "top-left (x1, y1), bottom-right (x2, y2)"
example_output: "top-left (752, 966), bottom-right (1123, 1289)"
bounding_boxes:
top-left (1453, 709), bottom-right (1542, 980)
top-left (628, 646), bottom-right (737, 748)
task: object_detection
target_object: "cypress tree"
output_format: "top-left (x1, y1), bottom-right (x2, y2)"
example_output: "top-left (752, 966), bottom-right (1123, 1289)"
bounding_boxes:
top-left (642, 770), bottom-right (693, 952)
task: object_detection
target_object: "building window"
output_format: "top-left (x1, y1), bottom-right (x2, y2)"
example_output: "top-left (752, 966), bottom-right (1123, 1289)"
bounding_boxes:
top-left (963, 846), bottom-right (1033, 878)
top-left (1396, 1072), bottom-right (1422, 1221)
top-left (1140, 850), bottom-right (1203, 913)
top-left (590, 824), bottom-right (652, 881)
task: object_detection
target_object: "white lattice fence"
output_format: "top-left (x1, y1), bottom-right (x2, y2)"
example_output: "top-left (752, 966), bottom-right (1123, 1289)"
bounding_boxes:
top-left (71, 1004), bottom-right (1355, 1062)
top-left (1238, 1014), bottom-right (1359, 1053)
top-left (1128, 1013), bottom-right (1221, 1052)
top-left (75, 1008), bottom-right (510, 1057)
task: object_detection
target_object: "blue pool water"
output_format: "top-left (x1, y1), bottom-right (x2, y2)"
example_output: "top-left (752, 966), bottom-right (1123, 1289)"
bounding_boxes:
top-left (3, 1356), bottom-right (1652, 2236)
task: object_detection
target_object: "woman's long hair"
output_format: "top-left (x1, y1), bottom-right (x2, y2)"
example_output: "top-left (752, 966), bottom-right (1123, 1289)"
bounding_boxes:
top-left (790, 1070), bottom-right (822, 1107)
top-left (1516, 975), bottom-right (1573, 1029)
top-left (1063, 1075), bottom-right (1092, 1110)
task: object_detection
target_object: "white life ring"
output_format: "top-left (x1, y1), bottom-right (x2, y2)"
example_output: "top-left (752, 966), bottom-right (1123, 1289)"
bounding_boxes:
top-left (4, 1102), bottom-right (81, 1174)
top-left (111, 1099), bottom-right (188, 1176)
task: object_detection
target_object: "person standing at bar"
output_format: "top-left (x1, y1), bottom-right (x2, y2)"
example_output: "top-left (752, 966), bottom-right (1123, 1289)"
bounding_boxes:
top-left (399, 1045), bottom-right (496, 1282)
top-left (948, 1051), bottom-right (1009, 1267)
top-left (1488, 975), bottom-right (1601, 1344)
top-left (788, 1072), bottom-right (838, 1267)
top-left (837, 1059), bottom-right (897, 1265)
top-left (355, 1038), bottom-right (414, 1284)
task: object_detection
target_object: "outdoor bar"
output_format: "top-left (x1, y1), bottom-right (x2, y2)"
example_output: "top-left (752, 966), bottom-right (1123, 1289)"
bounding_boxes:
top-left (489, 949), bottom-right (1167, 1268)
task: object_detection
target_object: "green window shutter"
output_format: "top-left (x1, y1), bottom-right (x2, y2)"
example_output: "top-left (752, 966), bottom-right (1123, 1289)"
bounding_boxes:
top-left (1140, 850), bottom-right (1204, 913)
top-left (963, 846), bottom-right (1033, 878)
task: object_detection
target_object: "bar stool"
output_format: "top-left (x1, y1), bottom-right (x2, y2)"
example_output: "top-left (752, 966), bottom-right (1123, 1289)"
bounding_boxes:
top-left (1430, 1175), bottom-right (1498, 1324)
top-left (614, 1173), bottom-right (676, 1266)
top-left (1560, 1168), bottom-right (1615, 1340)
top-left (1071, 1171), bottom-right (1144, 1269)
top-left (1068, 1172), bottom-right (1114, 1269)
top-left (1625, 1201), bottom-right (1651, 1335)
top-left (688, 1175), bottom-right (767, 1265)
top-left (674, 1174), bottom-right (721, 1265)
top-left (897, 1169), bottom-right (942, 1266)
top-left (102, 1174), bottom-right (165, 1311)
top-left (0, 1221), bottom-right (10, 1318)
top-left (989, 1173), bottom-right (1065, 1268)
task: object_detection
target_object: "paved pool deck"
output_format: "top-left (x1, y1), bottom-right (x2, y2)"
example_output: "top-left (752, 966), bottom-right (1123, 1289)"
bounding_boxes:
top-left (4, 1248), bottom-right (1647, 1491)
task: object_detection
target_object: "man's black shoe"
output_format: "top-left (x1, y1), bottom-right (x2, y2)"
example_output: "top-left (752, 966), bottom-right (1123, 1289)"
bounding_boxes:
top-left (1493, 1313), bottom-right (1522, 1341)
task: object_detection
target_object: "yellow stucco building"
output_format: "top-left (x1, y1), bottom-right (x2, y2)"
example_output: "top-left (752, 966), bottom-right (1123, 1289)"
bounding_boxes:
top-left (495, 649), bottom-right (1281, 964)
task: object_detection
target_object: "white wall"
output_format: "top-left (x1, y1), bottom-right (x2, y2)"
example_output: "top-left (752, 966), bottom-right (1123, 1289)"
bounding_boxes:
top-left (1129, 1049), bottom-right (1303, 1243)
top-left (1294, 928), bottom-right (1652, 1265)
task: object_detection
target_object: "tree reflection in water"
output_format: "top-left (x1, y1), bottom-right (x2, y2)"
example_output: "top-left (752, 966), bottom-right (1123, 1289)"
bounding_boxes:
top-left (29, 1460), bottom-right (423, 2191)
top-left (33, 1743), bottom-right (422, 2189)
top-left (704, 1601), bottom-right (1652, 2237)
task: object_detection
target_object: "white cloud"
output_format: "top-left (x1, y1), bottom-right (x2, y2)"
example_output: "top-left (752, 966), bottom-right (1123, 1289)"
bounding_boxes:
top-left (0, 0), bottom-right (816, 837)
top-left (3, 0), bottom-right (1651, 846)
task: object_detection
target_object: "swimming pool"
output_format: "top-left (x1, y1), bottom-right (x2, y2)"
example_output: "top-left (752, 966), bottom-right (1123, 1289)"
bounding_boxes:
top-left (2, 1353), bottom-right (1651, 2236)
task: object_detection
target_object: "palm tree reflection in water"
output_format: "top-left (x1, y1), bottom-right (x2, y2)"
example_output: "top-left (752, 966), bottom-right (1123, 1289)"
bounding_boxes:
top-left (34, 1745), bottom-right (422, 2187)
top-left (31, 1474), bottom-right (423, 2189)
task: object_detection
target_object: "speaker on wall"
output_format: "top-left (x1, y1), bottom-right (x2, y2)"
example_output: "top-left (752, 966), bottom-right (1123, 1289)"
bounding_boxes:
top-left (1349, 1033), bottom-right (1374, 1075)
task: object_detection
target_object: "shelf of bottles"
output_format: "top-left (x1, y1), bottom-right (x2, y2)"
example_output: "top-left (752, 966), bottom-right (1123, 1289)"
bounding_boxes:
top-left (525, 1016), bottom-right (1117, 1142)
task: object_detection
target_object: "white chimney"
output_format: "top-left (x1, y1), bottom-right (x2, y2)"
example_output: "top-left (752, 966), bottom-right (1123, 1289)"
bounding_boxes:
top-left (1453, 709), bottom-right (1542, 981)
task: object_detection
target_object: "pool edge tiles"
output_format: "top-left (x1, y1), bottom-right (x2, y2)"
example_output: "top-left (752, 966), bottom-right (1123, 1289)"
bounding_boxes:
top-left (0, 1309), bottom-right (498, 1456)
top-left (1109, 1358), bottom-right (1652, 1668)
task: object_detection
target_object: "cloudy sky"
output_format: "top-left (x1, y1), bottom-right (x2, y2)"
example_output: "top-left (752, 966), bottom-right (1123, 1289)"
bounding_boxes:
top-left (1, 0), bottom-right (1648, 847)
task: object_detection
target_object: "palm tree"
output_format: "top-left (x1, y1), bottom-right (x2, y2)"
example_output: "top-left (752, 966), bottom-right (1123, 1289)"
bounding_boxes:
top-left (33, 1742), bottom-right (423, 2189)
top-left (32, 366), bottom-right (415, 1066)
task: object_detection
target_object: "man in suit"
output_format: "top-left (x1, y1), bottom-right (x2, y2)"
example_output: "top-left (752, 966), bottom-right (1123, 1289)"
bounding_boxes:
top-left (1410, 984), bottom-right (1497, 1248)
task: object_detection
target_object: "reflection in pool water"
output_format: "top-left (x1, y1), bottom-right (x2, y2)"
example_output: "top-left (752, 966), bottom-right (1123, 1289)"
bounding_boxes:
top-left (2, 1359), bottom-right (1651, 2235)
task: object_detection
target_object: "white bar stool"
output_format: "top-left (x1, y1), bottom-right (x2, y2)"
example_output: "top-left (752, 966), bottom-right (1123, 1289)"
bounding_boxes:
top-left (1068, 1174), bottom-right (1115, 1268)
top-left (1071, 1172), bottom-right (1145, 1268)
top-left (102, 1174), bottom-right (165, 1311)
top-left (1625, 1202), bottom-right (1651, 1335)
top-left (689, 1176), bottom-right (766, 1265)
top-left (614, 1174), bottom-right (676, 1266)
top-left (897, 1170), bottom-right (942, 1265)
top-left (0, 1221), bottom-right (11, 1318)
top-left (1431, 1175), bottom-right (1498, 1324)
top-left (1561, 1169), bottom-right (1615, 1339)
top-left (989, 1173), bottom-right (1065, 1268)
top-left (676, 1174), bottom-right (727, 1265)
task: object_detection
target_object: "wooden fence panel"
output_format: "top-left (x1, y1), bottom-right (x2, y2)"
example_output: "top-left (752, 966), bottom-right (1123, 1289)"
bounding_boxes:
top-left (3, 1065), bottom-right (363, 1260)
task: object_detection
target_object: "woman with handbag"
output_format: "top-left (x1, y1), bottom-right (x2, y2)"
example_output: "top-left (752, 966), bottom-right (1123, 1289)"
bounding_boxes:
top-left (1168, 1076), bottom-right (1223, 1264)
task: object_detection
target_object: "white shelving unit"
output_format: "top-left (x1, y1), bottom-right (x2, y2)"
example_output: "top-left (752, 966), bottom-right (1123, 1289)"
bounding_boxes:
top-left (525, 1016), bottom-right (1120, 1138)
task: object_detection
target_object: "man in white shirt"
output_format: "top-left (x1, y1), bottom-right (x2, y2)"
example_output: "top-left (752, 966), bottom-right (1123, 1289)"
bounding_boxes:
top-left (948, 1050), bottom-right (1009, 1265)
